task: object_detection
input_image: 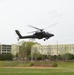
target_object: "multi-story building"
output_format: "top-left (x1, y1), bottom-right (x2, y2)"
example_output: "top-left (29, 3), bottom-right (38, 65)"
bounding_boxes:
top-left (31, 44), bottom-right (50, 55)
top-left (0, 44), bottom-right (19, 56)
top-left (49, 44), bottom-right (74, 55)
top-left (31, 44), bottom-right (74, 55)
top-left (11, 44), bottom-right (19, 56)
top-left (0, 44), bottom-right (11, 54)
top-left (0, 43), bottom-right (74, 56)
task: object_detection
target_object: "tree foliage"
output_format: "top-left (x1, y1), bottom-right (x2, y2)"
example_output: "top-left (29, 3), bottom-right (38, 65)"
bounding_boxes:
top-left (18, 41), bottom-right (74, 61)
top-left (0, 53), bottom-right (13, 60)
top-left (18, 41), bottom-right (38, 60)
top-left (61, 53), bottom-right (74, 60)
top-left (48, 53), bottom-right (74, 61)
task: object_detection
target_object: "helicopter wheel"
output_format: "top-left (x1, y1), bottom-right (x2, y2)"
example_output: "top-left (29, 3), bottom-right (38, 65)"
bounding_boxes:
top-left (17, 37), bottom-right (19, 41)
top-left (44, 39), bottom-right (46, 41)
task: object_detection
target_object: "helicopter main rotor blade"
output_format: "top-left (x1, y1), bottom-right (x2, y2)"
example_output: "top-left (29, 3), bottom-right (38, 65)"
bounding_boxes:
top-left (28, 23), bottom-right (58, 32)
top-left (44, 23), bottom-right (58, 30)
top-left (28, 25), bottom-right (43, 31)
top-left (27, 31), bottom-right (37, 33)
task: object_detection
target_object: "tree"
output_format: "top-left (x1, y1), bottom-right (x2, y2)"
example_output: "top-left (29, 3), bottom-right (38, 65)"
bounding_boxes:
top-left (18, 42), bottom-right (26, 59)
top-left (61, 53), bottom-right (74, 60)
top-left (48, 55), bottom-right (57, 61)
top-left (57, 54), bottom-right (62, 60)
top-left (0, 53), bottom-right (13, 60)
top-left (18, 41), bottom-right (38, 60)
top-left (33, 50), bottom-right (42, 60)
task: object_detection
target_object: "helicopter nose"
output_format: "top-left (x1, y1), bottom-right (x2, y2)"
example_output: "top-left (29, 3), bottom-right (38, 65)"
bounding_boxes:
top-left (51, 34), bottom-right (54, 36)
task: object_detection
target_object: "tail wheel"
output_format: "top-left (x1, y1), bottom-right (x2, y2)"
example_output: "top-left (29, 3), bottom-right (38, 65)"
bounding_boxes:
top-left (17, 37), bottom-right (19, 41)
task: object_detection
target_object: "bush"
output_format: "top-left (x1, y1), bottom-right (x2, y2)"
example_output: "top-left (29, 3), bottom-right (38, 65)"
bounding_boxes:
top-left (0, 54), bottom-right (13, 61)
top-left (52, 63), bottom-right (58, 67)
top-left (29, 62), bottom-right (34, 66)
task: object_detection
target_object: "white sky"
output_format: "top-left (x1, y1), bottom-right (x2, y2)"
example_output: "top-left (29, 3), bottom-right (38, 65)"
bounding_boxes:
top-left (0, 0), bottom-right (74, 45)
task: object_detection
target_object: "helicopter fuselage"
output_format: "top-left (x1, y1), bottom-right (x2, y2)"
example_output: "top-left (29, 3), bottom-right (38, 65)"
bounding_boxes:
top-left (15, 30), bottom-right (54, 41)
top-left (33, 31), bottom-right (54, 39)
top-left (15, 25), bottom-right (55, 41)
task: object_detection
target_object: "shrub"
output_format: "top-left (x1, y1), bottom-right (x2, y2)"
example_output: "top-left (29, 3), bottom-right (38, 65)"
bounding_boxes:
top-left (52, 63), bottom-right (58, 67)
top-left (0, 54), bottom-right (13, 61)
top-left (29, 62), bottom-right (34, 66)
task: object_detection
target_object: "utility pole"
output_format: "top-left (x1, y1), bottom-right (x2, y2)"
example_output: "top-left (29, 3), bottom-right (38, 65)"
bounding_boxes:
top-left (57, 41), bottom-right (58, 55)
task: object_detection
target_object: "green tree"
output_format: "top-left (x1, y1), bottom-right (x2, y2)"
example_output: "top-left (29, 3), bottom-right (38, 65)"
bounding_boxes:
top-left (48, 55), bottom-right (57, 61)
top-left (18, 41), bottom-right (38, 60)
top-left (33, 50), bottom-right (42, 60)
top-left (62, 53), bottom-right (74, 60)
top-left (57, 54), bottom-right (62, 60)
top-left (0, 53), bottom-right (13, 60)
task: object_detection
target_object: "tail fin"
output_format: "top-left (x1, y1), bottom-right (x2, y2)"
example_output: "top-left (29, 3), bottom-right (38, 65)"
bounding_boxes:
top-left (15, 30), bottom-right (22, 39)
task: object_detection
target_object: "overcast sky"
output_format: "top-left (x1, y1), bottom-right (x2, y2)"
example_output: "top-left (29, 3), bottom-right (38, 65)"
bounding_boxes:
top-left (0, 0), bottom-right (74, 45)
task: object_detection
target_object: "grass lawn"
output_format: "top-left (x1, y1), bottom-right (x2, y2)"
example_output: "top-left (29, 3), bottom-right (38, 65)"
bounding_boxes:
top-left (0, 61), bottom-right (74, 75)
top-left (0, 67), bottom-right (74, 75)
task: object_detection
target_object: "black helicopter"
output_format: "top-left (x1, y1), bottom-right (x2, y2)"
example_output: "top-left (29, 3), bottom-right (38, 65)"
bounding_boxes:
top-left (15, 24), bottom-right (57, 41)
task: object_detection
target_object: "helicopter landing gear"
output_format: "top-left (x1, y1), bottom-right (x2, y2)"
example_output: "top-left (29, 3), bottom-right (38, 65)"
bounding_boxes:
top-left (44, 39), bottom-right (46, 41)
top-left (17, 37), bottom-right (19, 41)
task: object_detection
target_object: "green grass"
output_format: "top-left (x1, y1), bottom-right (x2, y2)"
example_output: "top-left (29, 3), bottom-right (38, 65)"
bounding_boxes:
top-left (57, 61), bottom-right (74, 68)
top-left (0, 61), bottom-right (74, 67)
top-left (0, 61), bottom-right (74, 75)
top-left (0, 61), bottom-right (30, 67)
top-left (0, 67), bottom-right (74, 75)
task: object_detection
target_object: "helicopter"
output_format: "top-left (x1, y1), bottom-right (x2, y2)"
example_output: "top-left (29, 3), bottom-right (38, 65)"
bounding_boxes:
top-left (15, 24), bottom-right (57, 41)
